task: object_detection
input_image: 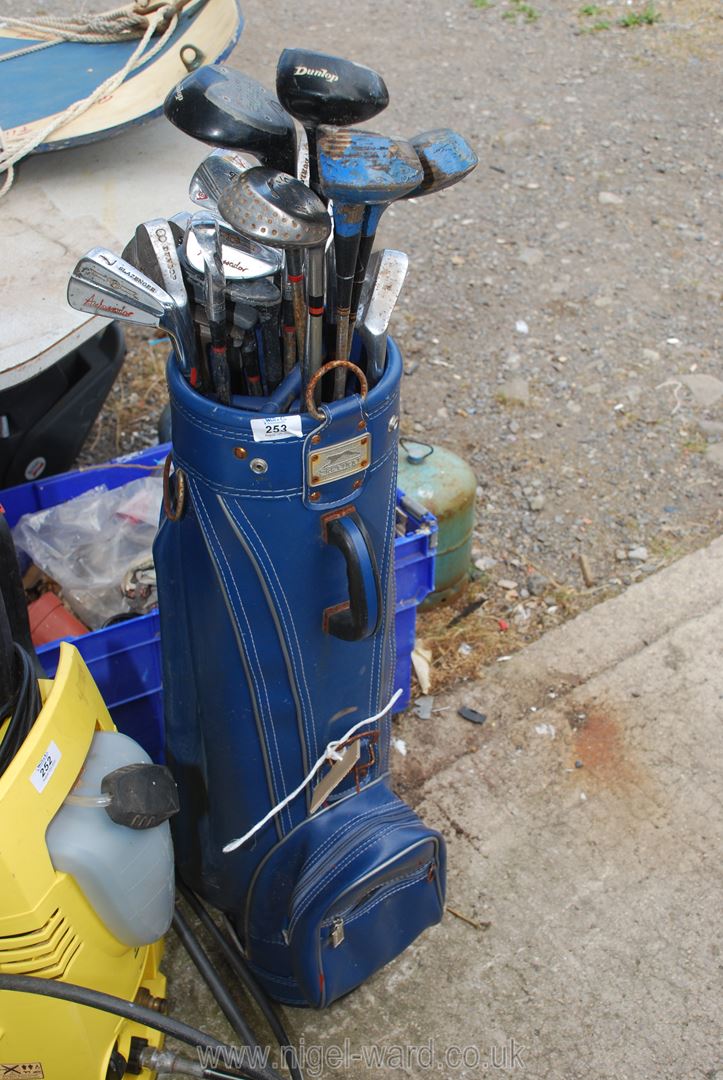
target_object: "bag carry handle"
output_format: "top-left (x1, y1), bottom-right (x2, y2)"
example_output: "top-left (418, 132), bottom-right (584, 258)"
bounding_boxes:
top-left (305, 360), bottom-right (368, 421)
top-left (323, 511), bottom-right (382, 641)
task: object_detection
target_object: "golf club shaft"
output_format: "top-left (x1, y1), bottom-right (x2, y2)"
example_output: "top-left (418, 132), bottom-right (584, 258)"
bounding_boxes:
top-left (285, 249), bottom-right (307, 361)
top-left (304, 244), bottom-right (326, 404)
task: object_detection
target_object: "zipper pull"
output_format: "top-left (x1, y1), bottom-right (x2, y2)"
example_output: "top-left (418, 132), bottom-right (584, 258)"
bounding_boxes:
top-left (330, 917), bottom-right (345, 948)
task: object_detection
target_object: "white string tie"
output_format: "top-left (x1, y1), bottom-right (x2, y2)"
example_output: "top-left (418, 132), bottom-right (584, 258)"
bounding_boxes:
top-left (223, 688), bottom-right (403, 854)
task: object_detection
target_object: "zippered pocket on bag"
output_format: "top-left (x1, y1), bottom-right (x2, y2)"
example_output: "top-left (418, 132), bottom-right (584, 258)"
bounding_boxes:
top-left (288, 828), bottom-right (445, 1007)
top-left (322, 860), bottom-right (434, 946)
top-left (288, 801), bottom-right (416, 940)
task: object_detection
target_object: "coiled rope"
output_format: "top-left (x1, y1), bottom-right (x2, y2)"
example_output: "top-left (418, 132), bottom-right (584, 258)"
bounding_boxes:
top-left (0, 0), bottom-right (203, 197)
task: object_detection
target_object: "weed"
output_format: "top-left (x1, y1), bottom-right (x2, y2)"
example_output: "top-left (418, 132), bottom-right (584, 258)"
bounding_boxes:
top-left (503, 0), bottom-right (540, 21)
top-left (472, 0), bottom-right (492, 8)
top-left (579, 4), bottom-right (603, 14)
top-left (682, 433), bottom-right (708, 454)
top-left (619, 4), bottom-right (661, 27)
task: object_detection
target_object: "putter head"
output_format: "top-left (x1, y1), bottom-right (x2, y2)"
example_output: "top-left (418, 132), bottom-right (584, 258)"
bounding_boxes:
top-left (189, 148), bottom-right (258, 208)
top-left (316, 127), bottom-right (423, 206)
top-left (164, 65), bottom-right (297, 176)
top-left (224, 278), bottom-right (282, 308)
top-left (407, 129), bottom-right (478, 198)
top-left (218, 167), bottom-right (330, 250)
top-left (276, 48), bottom-right (389, 128)
top-left (356, 248), bottom-right (409, 384)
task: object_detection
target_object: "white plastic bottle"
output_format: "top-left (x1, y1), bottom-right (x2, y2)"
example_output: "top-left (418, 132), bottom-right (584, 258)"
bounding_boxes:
top-left (46, 731), bottom-right (175, 946)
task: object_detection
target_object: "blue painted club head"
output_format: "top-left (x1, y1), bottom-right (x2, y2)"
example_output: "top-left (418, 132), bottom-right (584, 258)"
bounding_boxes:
top-left (406, 128), bottom-right (478, 198)
top-left (316, 127), bottom-right (423, 216)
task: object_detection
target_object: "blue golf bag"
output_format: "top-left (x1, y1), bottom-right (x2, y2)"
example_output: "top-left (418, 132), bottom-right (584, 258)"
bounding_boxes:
top-left (154, 343), bottom-right (446, 1007)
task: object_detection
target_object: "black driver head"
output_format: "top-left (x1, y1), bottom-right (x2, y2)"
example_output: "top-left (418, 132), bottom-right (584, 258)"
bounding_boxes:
top-left (164, 64), bottom-right (297, 176)
top-left (276, 48), bottom-right (389, 128)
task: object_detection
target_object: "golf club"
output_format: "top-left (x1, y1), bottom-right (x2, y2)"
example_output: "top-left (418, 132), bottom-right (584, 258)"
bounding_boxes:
top-left (276, 48), bottom-right (389, 194)
top-left (349, 128), bottom-right (478, 335)
top-left (355, 248), bottom-right (409, 386)
top-left (218, 167), bottom-right (330, 398)
top-left (70, 249), bottom-right (197, 380)
top-left (164, 65), bottom-right (298, 176)
top-left (134, 218), bottom-right (196, 374)
top-left (189, 148), bottom-right (257, 208)
top-left (316, 126), bottom-right (421, 397)
top-left (189, 212), bottom-right (230, 404)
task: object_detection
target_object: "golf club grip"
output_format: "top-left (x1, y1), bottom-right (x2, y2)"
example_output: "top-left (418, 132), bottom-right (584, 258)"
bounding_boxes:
top-left (0, 514), bottom-right (42, 675)
top-left (259, 319), bottom-right (283, 392)
top-left (323, 513), bottom-right (382, 642)
top-left (208, 343), bottom-right (231, 405)
top-left (350, 231), bottom-right (376, 328)
top-left (267, 365), bottom-right (302, 413)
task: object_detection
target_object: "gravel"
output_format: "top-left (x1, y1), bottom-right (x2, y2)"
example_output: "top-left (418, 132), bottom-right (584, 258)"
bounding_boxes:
top-left (70, 0), bottom-right (721, 608)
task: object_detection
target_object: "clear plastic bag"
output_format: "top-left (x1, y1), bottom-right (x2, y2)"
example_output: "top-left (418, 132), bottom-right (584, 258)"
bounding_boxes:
top-left (13, 476), bottom-right (163, 629)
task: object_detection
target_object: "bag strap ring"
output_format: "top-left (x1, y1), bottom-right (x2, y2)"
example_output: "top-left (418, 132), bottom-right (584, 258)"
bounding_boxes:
top-left (163, 452), bottom-right (186, 521)
top-left (305, 361), bottom-right (368, 421)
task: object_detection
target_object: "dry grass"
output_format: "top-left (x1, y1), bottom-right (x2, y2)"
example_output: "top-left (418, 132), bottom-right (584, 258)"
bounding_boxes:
top-left (414, 582), bottom-right (525, 694)
top-left (79, 328), bottom-right (170, 466)
top-left (411, 564), bottom-right (616, 697)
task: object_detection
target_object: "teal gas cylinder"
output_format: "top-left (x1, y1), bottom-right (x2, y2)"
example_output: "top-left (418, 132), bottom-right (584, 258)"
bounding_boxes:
top-left (397, 440), bottom-right (477, 606)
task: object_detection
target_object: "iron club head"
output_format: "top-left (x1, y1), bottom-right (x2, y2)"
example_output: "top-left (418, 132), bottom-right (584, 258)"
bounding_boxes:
top-left (356, 248), bottom-right (409, 386)
top-left (70, 248), bottom-right (196, 376)
top-left (67, 274), bottom-right (194, 375)
top-left (134, 219), bottom-right (196, 355)
top-left (182, 223), bottom-right (284, 282)
top-left (189, 148), bottom-right (258, 209)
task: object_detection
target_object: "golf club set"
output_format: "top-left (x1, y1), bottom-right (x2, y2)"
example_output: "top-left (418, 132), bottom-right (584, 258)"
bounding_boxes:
top-left (60, 48), bottom-right (479, 1013)
top-left (67, 49), bottom-right (477, 415)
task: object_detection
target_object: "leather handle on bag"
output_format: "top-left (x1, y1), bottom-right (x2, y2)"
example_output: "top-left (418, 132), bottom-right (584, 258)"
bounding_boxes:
top-left (322, 511), bottom-right (382, 641)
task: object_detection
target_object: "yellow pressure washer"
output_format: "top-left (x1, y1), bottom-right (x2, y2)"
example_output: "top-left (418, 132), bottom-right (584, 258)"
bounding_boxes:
top-left (0, 516), bottom-right (300, 1080)
top-left (0, 641), bottom-right (168, 1080)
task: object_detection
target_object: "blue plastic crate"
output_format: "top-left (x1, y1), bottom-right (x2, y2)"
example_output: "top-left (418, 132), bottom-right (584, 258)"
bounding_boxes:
top-left (1, 447), bottom-right (437, 758)
top-left (393, 491), bottom-right (438, 710)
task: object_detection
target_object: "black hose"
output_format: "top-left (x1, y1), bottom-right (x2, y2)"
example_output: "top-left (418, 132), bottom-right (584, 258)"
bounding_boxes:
top-left (172, 907), bottom-right (260, 1053)
top-left (0, 643), bottom-right (42, 780)
top-left (177, 884), bottom-right (303, 1080)
top-left (0, 513), bottom-right (44, 677)
top-left (0, 973), bottom-right (272, 1080)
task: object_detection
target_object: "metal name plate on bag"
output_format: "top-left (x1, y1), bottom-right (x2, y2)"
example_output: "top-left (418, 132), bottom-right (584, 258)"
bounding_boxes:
top-left (308, 434), bottom-right (371, 487)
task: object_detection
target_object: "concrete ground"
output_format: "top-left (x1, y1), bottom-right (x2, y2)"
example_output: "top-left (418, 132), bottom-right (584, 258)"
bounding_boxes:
top-left (165, 535), bottom-right (723, 1080)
